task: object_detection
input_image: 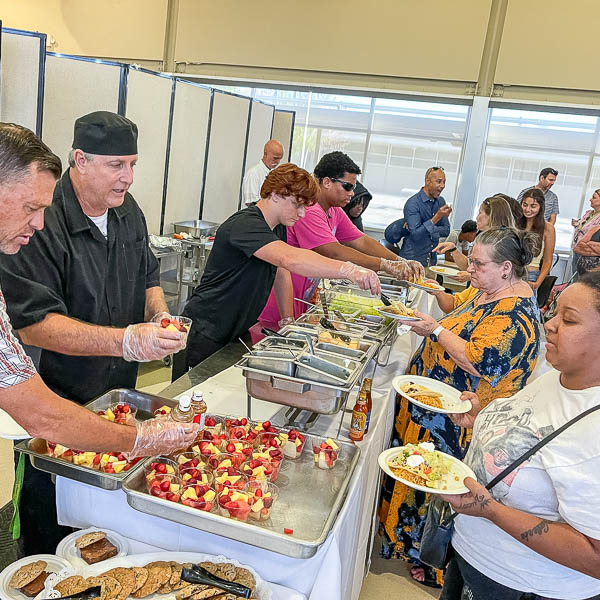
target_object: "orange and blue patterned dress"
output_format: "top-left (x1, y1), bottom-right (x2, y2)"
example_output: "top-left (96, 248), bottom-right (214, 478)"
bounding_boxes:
top-left (380, 291), bottom-right (541, 568)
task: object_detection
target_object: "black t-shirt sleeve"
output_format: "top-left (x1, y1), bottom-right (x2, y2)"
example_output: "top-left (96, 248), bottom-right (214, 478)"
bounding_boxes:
top-left (0, 229), bottom-right (68, 330)
top-left (229, 210), bottom-right (286, 258)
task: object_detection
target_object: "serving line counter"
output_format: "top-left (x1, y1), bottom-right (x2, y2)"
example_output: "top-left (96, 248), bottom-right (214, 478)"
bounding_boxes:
top-left (54, 294), bottom-right (431, 600)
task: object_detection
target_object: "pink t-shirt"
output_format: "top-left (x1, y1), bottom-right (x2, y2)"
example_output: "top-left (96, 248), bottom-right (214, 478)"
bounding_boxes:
top-left (260, 204), bottom-right (363, 323)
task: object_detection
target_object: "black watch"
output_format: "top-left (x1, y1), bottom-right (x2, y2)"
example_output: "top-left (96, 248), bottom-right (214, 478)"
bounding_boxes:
top-left (430, 325), bottom-right (444, 342)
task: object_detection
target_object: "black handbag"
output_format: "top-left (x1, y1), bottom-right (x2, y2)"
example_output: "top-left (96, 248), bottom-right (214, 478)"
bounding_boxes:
top-left (419, 402), bottom-right (600, 570)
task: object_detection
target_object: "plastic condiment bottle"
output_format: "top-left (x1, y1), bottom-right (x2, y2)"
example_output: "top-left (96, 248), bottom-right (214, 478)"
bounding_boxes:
top-left (170, 395), bottom-right (194, 423)
top-left (349, 390), bottom-right (368, 442)
top-left (363, 378), bottom-right (373, 433)
top-left (190, 390), bottom-right (207, 428)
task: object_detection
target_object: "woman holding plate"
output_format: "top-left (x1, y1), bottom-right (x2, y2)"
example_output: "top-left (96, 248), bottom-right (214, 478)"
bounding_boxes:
top-left (439, 270), bottom-right (600, 600)
top-left (379, 227), bottom-right (542, 587)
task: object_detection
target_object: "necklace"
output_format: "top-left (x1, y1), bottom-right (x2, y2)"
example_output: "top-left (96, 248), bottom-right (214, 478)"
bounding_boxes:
top-left (478, 281), bottom-right (524, 304)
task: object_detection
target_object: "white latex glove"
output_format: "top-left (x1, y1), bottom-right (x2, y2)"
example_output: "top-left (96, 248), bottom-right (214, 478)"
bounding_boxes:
top-left (380, 258), bottom-right (424, 281)
top-left (338, 261), bottom-right (381, 295)
top-left (151, 311), bottom-right (172, 324)
top-left (124, 418), bottom-right (200, 460)
top-left (122, 322), bottom-right (186, 362)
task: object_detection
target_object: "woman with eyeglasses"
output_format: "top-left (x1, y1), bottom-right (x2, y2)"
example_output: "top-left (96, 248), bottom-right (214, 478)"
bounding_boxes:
top-left (379, 227), bottom-right (541, 588)
top-left (439, 270), bottom-right (600, 600)
top-left (571, 189), bottom-right (600, 277)
top-left (519, 188), bottom-right (556, 293)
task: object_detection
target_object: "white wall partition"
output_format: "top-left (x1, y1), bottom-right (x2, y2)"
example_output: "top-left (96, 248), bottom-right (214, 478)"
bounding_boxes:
top-left (0, 28), bottom-right (44, 133)
top-left (243, 100), bottom-right (275, 175)
top-left (271, 110), bottom-right (295, 162)
top-left (125, 68), bottom-right (173, 235)
top-left (201, 91), bottom-right (250, 223)
top-left (42, 53), bottom-right (122, 168)
top-left (162, 80), bottom-right (212, 232)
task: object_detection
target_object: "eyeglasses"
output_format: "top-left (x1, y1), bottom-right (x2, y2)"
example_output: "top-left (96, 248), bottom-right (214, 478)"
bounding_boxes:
top-left (431, 166), bottom-right (445, 171)
top-left (330, 178), bottom-right (356, 192)
top-left (467, 257), bottom-right (493, 269)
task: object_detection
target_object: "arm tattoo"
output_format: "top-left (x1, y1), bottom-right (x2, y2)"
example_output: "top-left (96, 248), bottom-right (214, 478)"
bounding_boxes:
top-left (520, 519), bottom-right (552, 543)
top-left (462, 493), bottom-right (491, 511)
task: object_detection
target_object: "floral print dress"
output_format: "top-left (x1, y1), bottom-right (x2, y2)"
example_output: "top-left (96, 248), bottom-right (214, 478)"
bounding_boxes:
top-left (379, 292), bottom-right (541, 571)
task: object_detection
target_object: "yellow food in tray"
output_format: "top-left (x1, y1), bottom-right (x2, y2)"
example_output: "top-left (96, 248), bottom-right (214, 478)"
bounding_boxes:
top-left (318, 331), bottom-right (359, 349)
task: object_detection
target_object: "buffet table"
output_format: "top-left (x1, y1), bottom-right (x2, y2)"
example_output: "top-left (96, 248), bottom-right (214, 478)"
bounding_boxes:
top-left (52, 288), bottom-right (442, 600)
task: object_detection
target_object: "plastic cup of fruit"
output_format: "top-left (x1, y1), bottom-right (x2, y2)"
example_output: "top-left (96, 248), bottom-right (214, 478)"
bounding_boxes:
top-left (220, 440), bottom-right (253, 466)
top-left (279, 429), bottom-right (306, 460)
top-left (251, 420), bottom-right (279, 435)
top-left (241, 457), bottom-right (280, 483)
top-left (245, 480), bottom-right (278, 521)
top-left (206, 452), bottom-right (243, 472)
top-left (203, 415), bottom-right (224, 437)
top-left (224, 416), bottom-right (253, 439)
top-left (312, 438), bottom-right (342, 470)
top-left (254, 432), bottom-right (283, 451)
top-left (191, 439), bottom-right (222, 461)
top-left (144, 457), bottom-right (179, 484)
top-left (213, 468), bottom-right (248, 493)
top-left (180, 466), bottom-right (213, 487)
top-left (97, 402), bottom-right (137, 425)
top-left (176, 452), bottom-right (209, 477)
top-left (98, 452), bottom-right (140, 474)
top-left (217, 489), bottom-right (252, 522)
top-left (147, 473), bottom-right (182, 502)
top-left (180, 483), bottom-right (217, 512)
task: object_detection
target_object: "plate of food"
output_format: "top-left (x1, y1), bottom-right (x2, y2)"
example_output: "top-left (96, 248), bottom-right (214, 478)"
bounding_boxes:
top-left (392, 375), bottom-right (472, 414)
top-left (56, 528), bottom-right (128, 568)
top-left (0, 554), bottom-right (73, 599)
top-left (376, 301), bottom-right (421, 321)
top-left (429, 265), bottom-right (459, 276)
top-left (378, 443), bottom-right (476, 494)
top-left (401, 278), bottom-right (444, 292)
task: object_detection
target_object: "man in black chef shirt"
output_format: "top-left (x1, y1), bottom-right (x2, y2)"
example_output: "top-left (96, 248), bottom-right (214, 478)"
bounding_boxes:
top-left (0, 111), bottom-right (186, 554)
top-left (172, 163), bottom-right (381, 379)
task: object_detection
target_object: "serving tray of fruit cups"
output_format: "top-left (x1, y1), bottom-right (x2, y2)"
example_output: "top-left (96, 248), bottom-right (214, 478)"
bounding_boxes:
top-left (15, 389), bottom-right (178, 490)
top-left (121, 424), bottom-right (360, 559)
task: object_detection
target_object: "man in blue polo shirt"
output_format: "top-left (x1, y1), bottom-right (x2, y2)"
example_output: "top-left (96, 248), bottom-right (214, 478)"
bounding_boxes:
top-left (398, 166), bottom-right (452, 266)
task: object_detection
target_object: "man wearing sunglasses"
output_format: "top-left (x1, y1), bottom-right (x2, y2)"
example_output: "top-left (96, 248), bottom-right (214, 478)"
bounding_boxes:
top-left (516, 167), bottom-right (559, 224)
top-left (397, 166), bottom-right (452, 267)
top-left (260, 151), bottom-right (423, 322)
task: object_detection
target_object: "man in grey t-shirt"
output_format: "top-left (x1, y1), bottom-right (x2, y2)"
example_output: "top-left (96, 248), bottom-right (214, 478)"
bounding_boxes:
top-left (517, 167), bottom-right (559, 224)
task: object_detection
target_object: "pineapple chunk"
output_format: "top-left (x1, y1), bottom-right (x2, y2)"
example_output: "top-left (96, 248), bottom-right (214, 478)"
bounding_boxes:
top-left (104, 408), bottom-right (115, 422)
top-left (326, 438), bottom-right (339, 451)
top-left (53, 444), bottom-right (69, 457)
top-left (165, 464), bottom-right (175, 474)
top-left (182, 487), bottom-right (198, 501)
top-left (204, 490), bottom-right (216, 502)
top-left (218, 459), bottom-right (232, 469)
top-left (112, 460), bottom-right (127, 473)
top-left (170, 483), bottom-right (180, 492)
top-left (192, 445), bottom-right (201, 454)
top-left (251, 498), bottom-right (264, 512)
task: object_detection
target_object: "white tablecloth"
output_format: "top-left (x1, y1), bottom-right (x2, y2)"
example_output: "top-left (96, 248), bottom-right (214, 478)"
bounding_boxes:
top-left (56, 358), bottom-right (400, 600)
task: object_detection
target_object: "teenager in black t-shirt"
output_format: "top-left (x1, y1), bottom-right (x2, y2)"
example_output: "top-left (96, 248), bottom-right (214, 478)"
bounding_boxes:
top-left (174, 164), bottom-right (381, 376)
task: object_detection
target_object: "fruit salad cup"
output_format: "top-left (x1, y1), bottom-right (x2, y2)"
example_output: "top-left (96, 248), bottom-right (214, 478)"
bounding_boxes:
top-left (98, 402), bottom-right (137, 424)
top-left (144, 457), bottom-right (179, 484)
top-left (147, 473), bottom-right (181, 502)
top-left (203, 415), bottom-right (224, 437)
top-left (246, 480), bottom-right (278, 521)
top-left (213, 468), bottom-right (248, 493)
top-left (98, 452), bottom-right (141, 474)
top-left (217, 488), bottom-right (252, 522)
top-left (313, 438), bottom-right (342, 470)
top-left (241, 457), bottom-right (281, 483)
top-left (220, 440), bottom-right (253, 465)
top-left (188, 439), bottom-right (222, 462)
top-left (278, 429), bottom-right (306, 460)
top-left (224, 416), bottom-right (253, 441)
top-left (153, 404), bottom-right (172, 417)
top-left (206, 452), bottom-right (247, 472)
top-left (250, 420), bottom-right (279, 436)
top-left (176, 453), bottom-right (212, 482)
top-left (180, 484), bottom-right (216, 512)
top-left (180, 466), bottom-right (213, 487)
top-left (160, 316), bottom-right (192, 335)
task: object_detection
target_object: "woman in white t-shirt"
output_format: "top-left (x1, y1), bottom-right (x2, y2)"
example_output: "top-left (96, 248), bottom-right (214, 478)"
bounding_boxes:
top-left (439, 270), bottom-right (600, 600)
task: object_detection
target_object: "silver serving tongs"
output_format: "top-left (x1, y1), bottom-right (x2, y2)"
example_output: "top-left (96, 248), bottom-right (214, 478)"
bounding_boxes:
top-left (319, 289), bottom-right (330, 319)
top-left (319, 316), bottom-right (352, 344)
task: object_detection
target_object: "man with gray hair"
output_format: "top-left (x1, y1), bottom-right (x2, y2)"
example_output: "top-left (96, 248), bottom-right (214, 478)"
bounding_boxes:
top-left (242, 139), bottom-right (285, 205)
top-left (0, 111), bottom-right (185, 405)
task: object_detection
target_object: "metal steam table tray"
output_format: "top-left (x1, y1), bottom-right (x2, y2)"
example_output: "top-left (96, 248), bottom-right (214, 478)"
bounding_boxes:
top-left (122, 434), bottom-right (360, 558)
top-left (15, 389), bottom-right (177, 490)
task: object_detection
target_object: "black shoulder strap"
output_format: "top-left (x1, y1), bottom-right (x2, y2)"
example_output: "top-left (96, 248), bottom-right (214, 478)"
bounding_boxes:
top-left (485, 403), bottom-right (600, 490)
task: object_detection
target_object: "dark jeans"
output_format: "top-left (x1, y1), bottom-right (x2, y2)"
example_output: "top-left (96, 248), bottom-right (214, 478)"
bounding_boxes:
top-left (17, 455), bottom-right (73, 555)
top-left (442, 552), bottom-right (600, 600)
top-left (171, 330), bottom-right (226, 381)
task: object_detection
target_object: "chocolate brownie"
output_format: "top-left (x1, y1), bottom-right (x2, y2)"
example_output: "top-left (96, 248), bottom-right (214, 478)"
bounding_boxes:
top-left (80, 537), bottom-right (118, 564)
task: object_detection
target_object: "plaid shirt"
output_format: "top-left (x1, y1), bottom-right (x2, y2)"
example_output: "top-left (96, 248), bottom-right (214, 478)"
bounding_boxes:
top-left (0, 289), bottom-right (35, 388)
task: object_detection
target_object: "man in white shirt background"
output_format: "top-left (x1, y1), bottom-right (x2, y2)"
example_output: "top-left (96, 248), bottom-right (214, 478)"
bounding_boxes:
top-left (242, 139), bottom-right (284, 205)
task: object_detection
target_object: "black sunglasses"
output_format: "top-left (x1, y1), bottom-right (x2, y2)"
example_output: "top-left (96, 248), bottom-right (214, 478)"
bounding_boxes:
top-left (330, 177), bottom-right (356, 192)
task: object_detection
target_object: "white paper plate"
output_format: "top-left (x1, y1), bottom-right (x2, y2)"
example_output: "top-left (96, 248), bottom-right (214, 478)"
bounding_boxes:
top-left (56, 528), bottom-right (129, 569)
top-left (0, 409), bottom-right (30, 440)
top-left (401, 280), bottom-right (444, 292)
top-left (378, 446), bottom-right (476, 495)
top-left (44, 551), bottom-right (272, 600)
top-left (375, 307), bottom-right (421, 321)
top-left (0, 554), bottom-right (73, 600)
top-left (429, 265), bottom-right (459, 276)
top-left (393, 375), bottom-right (472, 414)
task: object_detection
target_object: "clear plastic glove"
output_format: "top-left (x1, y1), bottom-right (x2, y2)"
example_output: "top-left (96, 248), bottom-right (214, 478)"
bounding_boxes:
top-left (278, 316), bottom-right (294, 328)
top-left (338, 261), bottom-right (381, 295)
top-left (380, 258), bottom-right (424, 281)
top-left (151, 311), bottom-right (172, 324)
top-left (124, 418), bottom-right (200, 460)
top-left (122, 322), bottom-right (186, 362)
